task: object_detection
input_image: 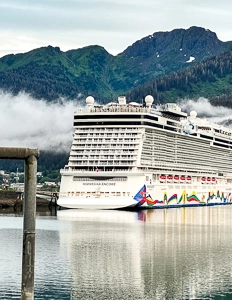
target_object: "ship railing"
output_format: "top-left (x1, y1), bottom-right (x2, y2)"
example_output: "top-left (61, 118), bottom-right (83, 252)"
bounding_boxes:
top-left (67, 161), bottom-right (136, 166)
top-left (84, 107), bottom-right (152, 114)
top-left (74, 106), bottom-right (164, 115)
top-left (75, 128), bottom-right (142, 133)
top-left (69, 157), bottom-right (137, 161)
top-left (71, 150), bottom-right (138, 155)
top-left (72, 143), bottom-right (140, 147)
top-left (71, 146), bottom-right (139, 151)
top-left (60, 168), bottom-right (141, 173)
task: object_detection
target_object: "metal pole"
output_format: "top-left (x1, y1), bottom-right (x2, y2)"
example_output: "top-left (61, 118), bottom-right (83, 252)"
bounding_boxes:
top-left (21, 154), bottom-right (37, 300)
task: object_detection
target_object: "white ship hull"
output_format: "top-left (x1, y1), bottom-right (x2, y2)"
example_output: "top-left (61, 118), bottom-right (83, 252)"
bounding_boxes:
top-left (58, 171), bottom-right (232, 209)
top-left (57, 196), bottom-right (135, 210)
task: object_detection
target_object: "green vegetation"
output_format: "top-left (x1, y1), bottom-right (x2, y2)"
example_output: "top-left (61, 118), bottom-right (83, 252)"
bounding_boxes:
top-left (0, 27), bottom-right (232, 103)
top-left (126, 49), bottom-right (232, 107)
top-left (0, 150), bottom-right (69, 184)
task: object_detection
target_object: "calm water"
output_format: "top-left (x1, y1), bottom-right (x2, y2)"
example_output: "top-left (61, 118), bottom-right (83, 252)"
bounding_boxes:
top-left (1, 206), bottom-right (232, 299)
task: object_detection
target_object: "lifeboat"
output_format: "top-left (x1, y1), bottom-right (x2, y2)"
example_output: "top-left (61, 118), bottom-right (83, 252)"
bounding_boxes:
top-left (186, 176), bottom-right (192, 183)
top-left (180, 175), bottom-right (185, 183)
top-left (207, 177), bottom-right (211, 184)
top-left (174, 175), bottom-right (179, 183)
top-left (212, 177), bottom-right (216, 184)
top-left (160, 175), bottom-right (166, 182)
top-left (167, 175), bottom-right (173, 182)
top-left (201, 177), bottom-right (206, 183)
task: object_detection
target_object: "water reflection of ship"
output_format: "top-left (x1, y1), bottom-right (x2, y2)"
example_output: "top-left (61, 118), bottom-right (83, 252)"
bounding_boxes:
top-left (141, 207), bottom-right (232, 299)
top-left (58, 207), bottom-right (232, 299)
top-left (57, 209), bottom-right (145, 299)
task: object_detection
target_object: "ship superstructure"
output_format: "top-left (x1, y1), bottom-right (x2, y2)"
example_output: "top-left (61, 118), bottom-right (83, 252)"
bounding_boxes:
top-left (58, 95), bottom-right (232, 209)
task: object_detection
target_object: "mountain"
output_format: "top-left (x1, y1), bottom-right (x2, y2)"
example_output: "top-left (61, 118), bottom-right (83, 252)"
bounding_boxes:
top-left (126, 47), bottom-right (232, 107)
top-left (122, 26), bottom-right (232, 71)
top-left (0, 26), bottom-right (231, 102)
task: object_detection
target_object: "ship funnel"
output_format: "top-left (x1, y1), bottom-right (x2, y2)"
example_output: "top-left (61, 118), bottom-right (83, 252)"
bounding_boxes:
top-left (86, 96), bottom-right (95, 107)
top-left (118, 96), bottom-right (126, 105)
top-left (145, 95), bottom-right (154, 107)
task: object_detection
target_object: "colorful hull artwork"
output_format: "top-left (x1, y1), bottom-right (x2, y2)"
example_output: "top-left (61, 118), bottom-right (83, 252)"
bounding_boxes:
top-left (134, 185), bottom-right (232, 208)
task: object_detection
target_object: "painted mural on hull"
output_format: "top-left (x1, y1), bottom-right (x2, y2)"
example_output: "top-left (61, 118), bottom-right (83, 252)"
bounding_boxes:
top-left (133, 185), bottom-right (232, 208)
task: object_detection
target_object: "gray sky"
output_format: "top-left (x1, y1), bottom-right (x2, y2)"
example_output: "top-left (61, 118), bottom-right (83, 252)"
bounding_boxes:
top-left (1, 0), bottom-right (232, 151)
top-left (1, 0), bottom-right (232, 58)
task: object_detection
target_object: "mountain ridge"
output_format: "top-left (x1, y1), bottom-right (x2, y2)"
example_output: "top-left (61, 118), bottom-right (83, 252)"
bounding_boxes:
top-left (0, 26), bottom-right (232, 104)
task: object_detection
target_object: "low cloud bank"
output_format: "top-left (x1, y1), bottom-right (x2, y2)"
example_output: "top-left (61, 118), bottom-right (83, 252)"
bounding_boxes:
top-left (0, 92), bottom-right (79, 152)
top-left (179, 97), bottom-right (232, 126)
top-left (1, 94), bottom-right (232, 154)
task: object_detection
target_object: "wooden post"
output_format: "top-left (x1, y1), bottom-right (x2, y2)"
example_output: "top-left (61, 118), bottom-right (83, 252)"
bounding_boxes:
top-left (0, 147), bottom-right (39, 300)
top-left (21, 154), bottom-right (37, 300)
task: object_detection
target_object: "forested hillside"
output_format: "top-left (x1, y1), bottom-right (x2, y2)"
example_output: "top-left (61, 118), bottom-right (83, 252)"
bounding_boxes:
top-left (126, 48), bottom-right (232, 107)
top-left (0, 151), bottom-right (69, 183)
top-left (0, 26), bottom-right (231, 102)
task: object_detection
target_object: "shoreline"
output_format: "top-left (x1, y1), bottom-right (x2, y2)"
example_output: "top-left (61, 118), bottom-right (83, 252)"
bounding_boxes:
top-left (0, 190), bottom-right (51, 208)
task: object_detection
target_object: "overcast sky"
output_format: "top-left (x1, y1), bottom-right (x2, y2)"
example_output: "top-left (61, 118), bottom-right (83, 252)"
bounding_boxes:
top-left (1, 0), bottom-right (232, 58)
top-left (1, 0), bottom-right (232, 151)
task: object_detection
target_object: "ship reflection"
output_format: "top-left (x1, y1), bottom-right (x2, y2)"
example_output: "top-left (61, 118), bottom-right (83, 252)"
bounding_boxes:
top-left (57, 207), bottom-right (232, 299)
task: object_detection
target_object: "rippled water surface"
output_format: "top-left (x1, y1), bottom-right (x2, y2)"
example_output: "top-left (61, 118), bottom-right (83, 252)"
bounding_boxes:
top-left (1, 206), bottom-right (232, 299)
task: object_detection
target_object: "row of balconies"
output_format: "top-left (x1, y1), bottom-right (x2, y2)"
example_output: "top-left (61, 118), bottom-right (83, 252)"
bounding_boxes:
top-left (86, 106), bottom-right (150, 113)
top-left (68, 161), bottom-right (136, 166)
top-left (140, 160), bottom-right (214, 172)
top-left (69, 156), bottom-right (137, 161)
top-left (144, 139), bottom-right (210, 148)
top-left (61, 167), bottom-right (136, 172)
top-left (144, 149), bottom-right (230, 163)
top-left (142, 154), bottom-right (232, 167)
top-left (70, 150), bottom-right (137, 155)
top-left (76, 133), bottom-right (139, 138)
top-left (69, 154), bottom-right (135, 159)
top-left (71, 145), bottom-right (139, 150)
top-left (145, 136), bottom-right (167, 141)
top-left (75, 128), bottom-right (142, 133)
top-left (141, 152), bottom-right (232, 168)
top-left (142, 146), bottom-right (210, 154)
top-left (73, 138), bottom-right (140, 143)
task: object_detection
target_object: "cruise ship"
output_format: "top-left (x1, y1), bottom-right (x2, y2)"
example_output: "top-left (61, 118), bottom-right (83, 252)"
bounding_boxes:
top-left (58, 95), bottom-right (232, 209)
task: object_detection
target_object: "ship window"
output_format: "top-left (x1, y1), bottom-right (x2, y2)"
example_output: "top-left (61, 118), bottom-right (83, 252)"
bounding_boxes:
top-left (213, 142), bottom-right (229, 148)
top-left (200, 134), bottom-right (213, 140)
top-left (145, 115), bottom-right (159, 121)
top-left (73, 176), bottom-right (127, 181)
top-left (215, 137), bottom-right (230, 144)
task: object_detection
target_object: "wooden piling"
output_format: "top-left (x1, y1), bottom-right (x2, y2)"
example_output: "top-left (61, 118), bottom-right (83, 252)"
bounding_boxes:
top-left (0, 147), bottom-right (39, 300)
top-left (21, 154), bottom-right (38, 300)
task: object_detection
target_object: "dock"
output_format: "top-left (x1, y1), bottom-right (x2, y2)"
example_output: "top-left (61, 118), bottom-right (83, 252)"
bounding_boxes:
top-left (0, 190), bottom-right (59, 209)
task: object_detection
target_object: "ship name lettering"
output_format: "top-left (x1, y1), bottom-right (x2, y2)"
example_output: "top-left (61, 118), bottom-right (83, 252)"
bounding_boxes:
top-left (83, 182), bottom-right (116, 186)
